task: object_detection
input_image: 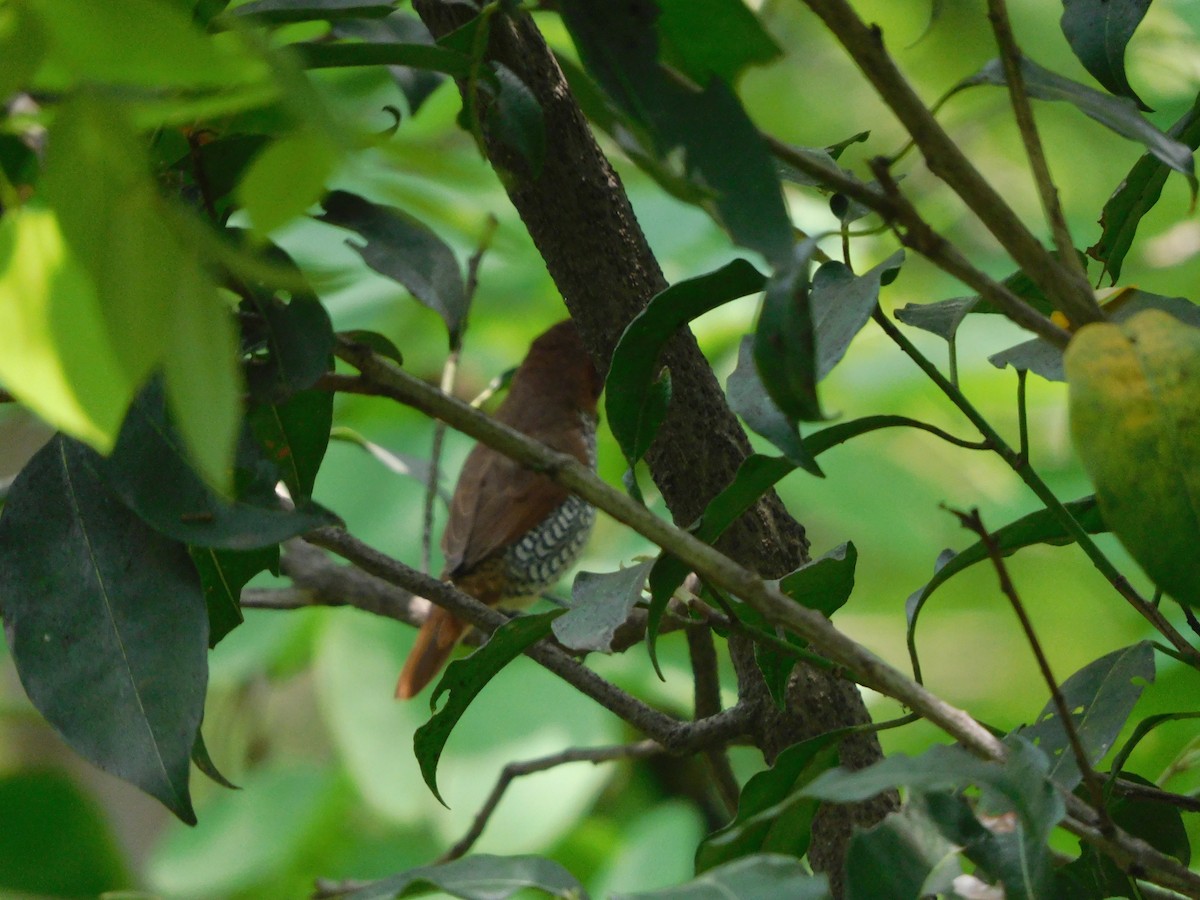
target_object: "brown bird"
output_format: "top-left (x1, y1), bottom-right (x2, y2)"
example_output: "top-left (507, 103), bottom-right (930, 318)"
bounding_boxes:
top-left (396, 320), bottom-right (603, 699)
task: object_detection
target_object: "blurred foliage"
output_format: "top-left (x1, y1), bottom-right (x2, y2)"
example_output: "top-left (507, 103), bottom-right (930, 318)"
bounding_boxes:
top-left (2, 0), bottom-right (1200, 896)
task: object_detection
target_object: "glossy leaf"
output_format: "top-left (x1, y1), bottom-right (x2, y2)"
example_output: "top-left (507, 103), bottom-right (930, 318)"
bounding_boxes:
top-left (754, 240), bottom-right (824, 424)
top-left (777, 543), bottom-right (856, 618)
top-left (607, 259), bottom-right (767, 468)
top-left (696, 734), bottom-right (840, 872)
top-left (344, 855), bottom-right (587, 900)
top-left (1014, 642), bottom-right (1154, 790)
top-left (1066, 310), bottom-right (1200, 606)
top-left (614, 855), bottom-right (829, 900)
top-left (1089, 92), bottom-right (1200, 283)
top-left (94, 381), bottom-right (337, 550)
top-left (554, 561), bottom-right (654, 653)
top-left (0, 436), bottom-right (207, 823)
top-left (958, 57), bottom-right (1195, 187)
top-left (317, 190), bottom-right (468, 342)
top-left (189, 545), bottom-right (279, 647)
top-left (1060, 0), bottom-right (1151, 109)
top-left (414, 611), bottom-right (562, 804)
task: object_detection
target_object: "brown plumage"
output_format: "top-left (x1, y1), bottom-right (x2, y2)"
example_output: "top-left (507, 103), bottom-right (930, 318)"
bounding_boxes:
top-left (396, 320), bottom-right (602, 699)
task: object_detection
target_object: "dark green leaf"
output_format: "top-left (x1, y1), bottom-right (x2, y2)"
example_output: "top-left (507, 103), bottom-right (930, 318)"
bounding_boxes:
top-left (339, 329), bottom-right (404, 365)
top-left (344, 855), bottom-right (587, 900)
top-left (414, 611), bottom-right (562, 805)
top-left (178, 134), bottom-right (270, 210)
top-left (906, 497), bottom-right (1105, 673)
top-left (332, 14), bottom-right (443, 115)
top-left (189, 544), bottom-right (279, 647)
top-left (989, 290), bottom-right (1200, 381)
top-left (1014, 642), bottom-right (1154, 791)
top-left (607, 259), bottom-right (767, 468)
top-left (247, 389), bottom-right (333, 501)
top-left (1060, 0), bottom-right (1151, 110)
top-left (0, 769), bottom-right (129, 896)
top-left (290, 40), bottom-right (472, 78)
top-left (777, 543), bottom-right (856, 618)
top-left (1108, 772), bottom-right (1191, 865)
top-left (554, 561), bottom-right (654, 653)
top-left (558, 1), bottom-right (793, 263)
top-left (656, 0), bottom-right (780, 84)
top-left (958, 57), bottom-right (1195, 186)
top-left (0, 436), bottom-right (206, 823)
top-left (844, 796), bottom-right (961, 900)
top-left (1109, 710), bottom-right (1200, 777)
top-left (754, 239), bottom-right (825, 424)
top-left (1089, 91), bottom-right (1200, 283)
top-left (614, 855), bottom-right (829, 900)
top-left (696, 735), bottom-right (840, 873)
top-left (95, 381), bottom-right (338, 550)
top-left (811, 251), bottom-right (903, 379)
top-left (231, 0), bottom-right (395, 23)
top-left (243, 292), bottom-right (334, 403)
top-left (192, 728), bottom-right (239, 790)
top-left (485, 62), bottom-right (545, 177)
top-left (317, 190), bottom-right (468, 342)
top-left (1056, 844), bottom-right (1139, 899)
top-left (727, 337), bottom-right (820, 471)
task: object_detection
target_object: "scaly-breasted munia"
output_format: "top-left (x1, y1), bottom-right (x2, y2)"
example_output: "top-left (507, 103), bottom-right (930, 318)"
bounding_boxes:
top-left (396, 320), bottom-right (602, 699)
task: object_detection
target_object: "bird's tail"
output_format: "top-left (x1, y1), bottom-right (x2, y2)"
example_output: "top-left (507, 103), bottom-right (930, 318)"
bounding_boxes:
top-left (395, 606), bottom-right (466, 699)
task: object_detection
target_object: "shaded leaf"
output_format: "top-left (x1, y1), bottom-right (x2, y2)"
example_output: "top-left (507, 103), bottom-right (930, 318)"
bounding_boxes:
top-left (696, 735), bottom-right (840, 873)
top-left (614, 854), bottom-right (829, 900)
top-left (607, 259), bottom-right (767, 469)
top-left (1015, 642), bottom-right (1154, 790)
top-left (189, 544), bottom-right (279, 647)
top-left (192, 729), bottom-right (239, 790)
top-left (554, 562), bottom-right (653, 653)
top-left (1066, 310), bottom-right (1200, 605)
top-left (1060, 0), bottom-right (1151, 109)
top-left (485, 62), bottom-right (545, 177)
top-left (726, 338), bottom-right (819, 472)
top-left (754, 239), bottom-right (824, 424)
top-left (247, 389), bottom-right (332, 503)
top-left (777, 543), bottom-right (856, 618)
top-left (656, 0), bottom-right (780, 85)
top-left (290, 40), bottom-right (472, 78)
top-left (958, 57), bottom-right (1195, 187)
top-left (317, 190), bottom-right (467, 342)
top-left (811, 251), bottom-right (903, 379)
top-left (844, 795), bottom-right (961, 900)
top-left (0, 436), bottom-right (206, 823)
top-left (339, 329), bottom-right (404, 365)
top-left (344, 855), bottom-right (588, 900)
top-left (232, 0), bottom-right (394, 23)
top-left (1109, 710), bottom-right (1200, 777)
top-left (333, 14), bottom-right (444, 115)
top-left (414, 612), bottom-right (562, 805)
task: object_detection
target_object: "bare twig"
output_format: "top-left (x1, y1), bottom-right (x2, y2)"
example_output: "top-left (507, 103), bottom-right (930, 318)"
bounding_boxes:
top-left (438, 741), bottom-right (663, 862)
top-left (985, 0), bottom-right (1090, 296)
top-left (800, 0), bottom-right (1102, 328)
top-left (955, 507), bottom-right (1112, 832)
top-left (685, 622), bottom-right (740, 816)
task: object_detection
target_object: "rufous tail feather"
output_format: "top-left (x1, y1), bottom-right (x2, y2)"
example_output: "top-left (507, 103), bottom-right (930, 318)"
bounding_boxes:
top-left (395, 606), bottom-right (466, 699)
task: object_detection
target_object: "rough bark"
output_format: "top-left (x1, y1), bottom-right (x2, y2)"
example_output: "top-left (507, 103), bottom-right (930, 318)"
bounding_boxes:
top-left (412, 1), bottom-right (897, 888)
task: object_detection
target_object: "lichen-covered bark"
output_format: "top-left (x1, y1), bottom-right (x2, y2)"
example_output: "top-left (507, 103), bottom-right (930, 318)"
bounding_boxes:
top-left (412, 2), bottom-right (897, 889)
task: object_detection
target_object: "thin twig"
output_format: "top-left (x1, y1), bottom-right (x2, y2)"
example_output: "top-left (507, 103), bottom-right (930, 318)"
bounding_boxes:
top-left (800, 0), bottom-right (1102, 328)
top-left (955, 507), bottom-right (1113, 833)
top-left (685, 623), bottom-right (741, 816)
top-left (438, 741), bottom-right (663, 862)
top-left (985, 0), bottom-right (1090, 298)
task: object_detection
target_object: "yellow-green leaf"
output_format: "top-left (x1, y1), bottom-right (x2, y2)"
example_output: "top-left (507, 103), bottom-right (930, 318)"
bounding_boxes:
top-left (236, 130), bottom-right (340, 238)
top-left (0, 206), bottom-right (134, 450)
top-left (1066, 309), bottom-right (1200, 606)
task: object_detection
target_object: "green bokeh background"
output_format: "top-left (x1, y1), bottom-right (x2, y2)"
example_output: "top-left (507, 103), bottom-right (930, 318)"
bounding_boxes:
top-left (4, 0), bottom-right (1200, 896)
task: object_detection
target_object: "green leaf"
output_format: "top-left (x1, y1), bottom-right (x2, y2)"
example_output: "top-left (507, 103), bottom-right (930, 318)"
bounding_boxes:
top-left (343, 855), bottom-right (588, 900)
top-left (189, 545), bottom-right (280, 647)
top-left (811, 252), bottom-right (904, 379)
top-left (237, 130), bottom-right (341, 238)
top-left (726, 341), bottom-right (819, 471)
top-left (331, 14), bottom-right (445, 115)
top-left (485, 62), bottom-right (546, 177)
top-left (1060, 0), bottom-right (1151, 110)
top-left (339, 329), bottom-right (404, 365)
top-left (844, 795), bottom-right (962, 900)
top-left (558, 1), bottom-right (793, 263)
top-left (0, 204), bottom-right (133, 451)
top-left (1106, 772), bottom-right (1191, 866)
top-left (0, 436), bottom-right (207, 823)
top-left (317, 190), bottom-right (468, 342)
top-left (613, 855), bottom-right (830, 900)
top-left (1066, 310), bottom-right (1200, 606)
top-left (696, 735), bottom-right (840, 873)
top-left (247, 389), bottom-right (333, 502)
top-left (958, 57), bottom-right (1195, 188)
top-left (1014, 642), bottom-right (1154, 790)
top-left (232, 0), bottom-right (395, 23)
top-left (1109, 710), bottom-right (1200, 777)
top-left (656, 0), bottom-right (780, 84)
top-left (0, 5), bottom-right (46, 105)
top-left (777, 543), bottom-right (856, 618)
top-left (414, 611), bottom-right (563, 805)
top-left (0, 769), bottom-right (129, 896)
top-left (554, 562), bottom-right (654, 653)
top-left (94, 381), bottom-right (338, 550)
top-left (607, 259), bottom-right (767, 469)
top-left (243, 292), bottom-right (335, 403)
top-left (192, 728), bottom-right (239, 790)
top-left (290, 40), bottom-right (472, 79)
top-left (754, 239), bottom-right (825, 424)
top-left (1089, 91), bottom-right (1200, 283)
